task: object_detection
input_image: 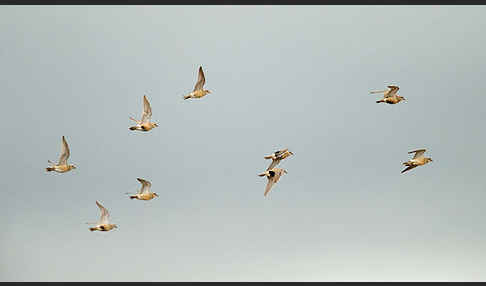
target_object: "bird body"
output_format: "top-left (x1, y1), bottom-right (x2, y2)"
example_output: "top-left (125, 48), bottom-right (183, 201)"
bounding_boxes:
top-left (184, 66), bottom-right (211, 100)
top-left (401, 149), bottom-right (433, 173)
top-left (128, 178), bottom-right (159, 201)
top-left (46, 136), bottom-right (76, 173)
top-left (371, 85), bottom-right (405, 104)
top-left (258, 168), bottom-right (287, 197)
top-left (129, 95), bottom-right (158, 131)
top-left (264, 148), bottom-right (294, 171)
top-left (89, 201), bottom-right (117, 232)
top-left (90, 224), bottom-right (117, 232)
top-left (184, 89), bottom-right (211, 100)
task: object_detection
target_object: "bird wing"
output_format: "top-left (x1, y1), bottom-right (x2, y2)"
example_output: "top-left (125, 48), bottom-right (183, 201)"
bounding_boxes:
top-left (370, 89), bottom-right (386, 94)
top-left (264, 177), bottom-right (276, 197)
top-left (274, 148), bottom-right (289, 157)
top-left (57, 136), bottom-right (70, 165)
top-left (266, 159), bottom-right (281, 171)
top-left (141, 95), bottom-right (152, 123)
top-left (401, 165), bottom-right (417, 174)
top-left (264, 169), bottom-right (284, 197)
top-left (137, 178), bottom-right (152, 194)
top-left (386, 85), bottom-right (399, 97)
top-left (193, 66), bottom-right (206, 91)
top-left (409, 149), bottom-right (426, 159)
top-left (96, 201), bottom-right (110, 224)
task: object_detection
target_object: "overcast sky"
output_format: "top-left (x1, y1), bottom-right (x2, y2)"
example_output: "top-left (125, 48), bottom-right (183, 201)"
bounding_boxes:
top-left (1, 5), bottom-right (486, 282)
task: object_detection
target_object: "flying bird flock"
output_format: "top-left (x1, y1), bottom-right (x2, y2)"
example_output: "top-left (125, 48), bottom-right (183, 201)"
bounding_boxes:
top-left (46, 66), bottom-right (432, 233)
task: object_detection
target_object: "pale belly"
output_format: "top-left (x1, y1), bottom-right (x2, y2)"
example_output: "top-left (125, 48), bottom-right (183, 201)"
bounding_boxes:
top-left (193, 90), bottom-right (206, 98)
top-left (139, 193), bottom-right (155, 200)
top-left (385, 97), bottom-right (399, 104)
top-left (54, 165), bottom-right (71, 173)
top-left (140, 123), bottom-right (153, 131)
top-left (98, 224), bottom-right (115, 231)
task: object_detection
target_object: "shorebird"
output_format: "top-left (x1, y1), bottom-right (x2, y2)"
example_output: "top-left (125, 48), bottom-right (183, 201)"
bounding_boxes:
top-left (371, 85), bottom-right (405, 104)
top-left (129, 95), bottom-right (158, 131)
top-left (89, 201), bottom-right (118, 232)
top-left (401, 149), bottom-right (433, 173)
top-left (128, 178), bottom-right (159, 201)
top-left (264, 148), bottom-right (294, 171)
top-left (183, 66), bottom-right (211, 100)
top-left (46, 136), bottom-right (76, 173)
top-left (258, 168), bottom-right (288, 197)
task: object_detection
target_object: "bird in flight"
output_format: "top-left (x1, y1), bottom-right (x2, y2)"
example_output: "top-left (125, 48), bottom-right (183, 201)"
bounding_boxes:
top-left (46, 136), bottom-right (76, 173)
top-left (264, 148), bottom-right (294, 171)
top-left (258, 168), bottom-right (288, 197)
top-left (129, 95), bottom-right (158, 131)
top-left (89, 201), bottom-right (118, 232)
top-left (371, 85), bottom-right (405, 104)
top-left (401, 149), bottom-right (433, 173)
top-left (183, 66), bottom-right (212, 100)
top-left (128, 178), bottom-right (159, 201)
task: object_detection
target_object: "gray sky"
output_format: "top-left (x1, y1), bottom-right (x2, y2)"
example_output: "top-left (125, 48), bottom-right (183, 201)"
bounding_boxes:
top-left (1, 6), bottom-right (486, 282)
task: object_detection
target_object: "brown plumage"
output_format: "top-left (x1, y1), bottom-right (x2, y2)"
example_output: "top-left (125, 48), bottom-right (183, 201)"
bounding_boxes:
top-left (88, 201), bottom-right (118, 232)
top-left (258, 168), bottom-right (288, 197)
top-left (264, 148), bottom-right (294, 171)
top-left (183, 66), bottom-right (211, 100)
top-left (371, 85), bottom-right (405, 104)
top-left (128, 178), bottom-right (159, 201)
top-left (401, 149), bottom-right (433, 173)
top-left (46, 136), bottom-right (76, 173)
top-left (129, 95), bottom-right (158, 131)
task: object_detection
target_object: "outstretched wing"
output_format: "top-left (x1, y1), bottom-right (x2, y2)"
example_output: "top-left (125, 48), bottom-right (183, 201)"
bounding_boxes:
top-left (58, 136), bottom-right (70, 165)
top-left (274, 148), bottom-right (289, 157)
top-left (137, 178), bottom-right (152, 194)
top-left (141, 95), bottom-right (152, 123)
top-left (264, 169), bottom-right (284, 197)
top-left (401, 165), bottom-right (417, 174)
top-left (266, 159), bottom-right (281, 171)
top-left (193, 66), bottom-right (206, 91)
top-left (409, 149), bottom-right (426, 159)
top-left (386, 85), bottom-right (399, 97)
top-left (96, 201), bottom-right (110, 224)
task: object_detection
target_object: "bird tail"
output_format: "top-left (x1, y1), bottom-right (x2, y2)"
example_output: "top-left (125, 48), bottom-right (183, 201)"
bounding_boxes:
top-left (376, 99), bottom-right (384, 103)
top-left (46, 167), bottom-right (55, 172)
top-left (89, 227), bottom-right (97, 232)
top-left (129, 126), bottom-right (137, 131)
top-left (183, 95), bottom-right (191, 100)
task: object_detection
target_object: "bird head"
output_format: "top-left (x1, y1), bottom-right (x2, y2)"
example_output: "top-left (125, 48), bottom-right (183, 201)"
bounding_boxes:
top-left (426, 158), bottom-right (433, 163)
top-left (153, 192), bottom-right (159, 197)
top-left (152, 122), bottom-right (159, 128)
top-left (283, 169), bottom-right (288, 174)
top-left (205, 89), bottom-right (212, 95)
top-left (399, 96), bottom-right (406, 101)
top-left (70, 164), bottom-right (77, 170)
